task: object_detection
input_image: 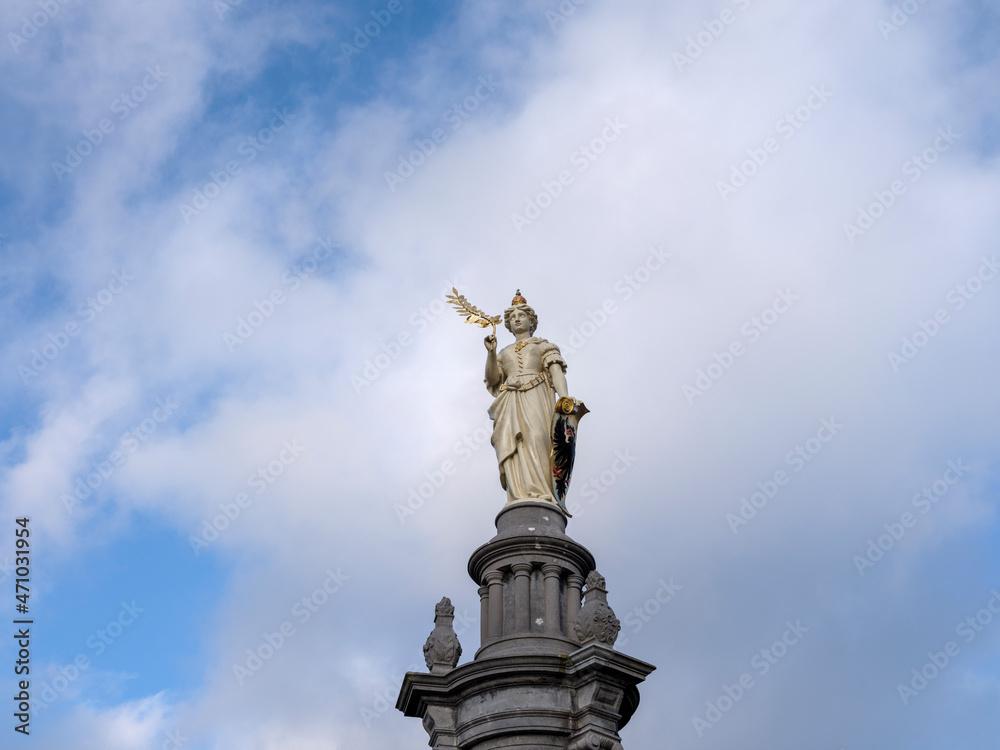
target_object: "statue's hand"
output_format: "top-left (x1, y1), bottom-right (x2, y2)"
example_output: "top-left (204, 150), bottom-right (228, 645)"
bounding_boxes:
top-left (484, 334), bottom-right (497, 353)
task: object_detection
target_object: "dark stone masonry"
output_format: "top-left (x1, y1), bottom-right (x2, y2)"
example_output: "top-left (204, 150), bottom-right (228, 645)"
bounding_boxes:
top-left (397, 501), bottom-right (655, 749)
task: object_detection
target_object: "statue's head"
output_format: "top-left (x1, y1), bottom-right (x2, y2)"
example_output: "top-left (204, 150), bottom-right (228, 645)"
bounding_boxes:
top-left (504, 289), bottom-right (537, 335)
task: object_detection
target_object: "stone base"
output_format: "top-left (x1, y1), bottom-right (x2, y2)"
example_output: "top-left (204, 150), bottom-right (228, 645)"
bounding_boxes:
top-left (491, 501), bottom-right (568, 538)
top-left (468, 502), bottom-right (594, 657)
top-left (398, 644), bottom-right (654, 750)
top-left (399, 500), bottom-right (655, 749)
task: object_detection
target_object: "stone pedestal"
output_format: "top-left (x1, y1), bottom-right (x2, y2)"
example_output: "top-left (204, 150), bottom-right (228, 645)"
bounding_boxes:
top-left (398, 503), bottom-right (655, 749)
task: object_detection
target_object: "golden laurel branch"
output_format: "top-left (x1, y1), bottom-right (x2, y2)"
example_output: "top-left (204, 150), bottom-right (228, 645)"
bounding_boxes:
top-left (445, 287), bottom-right (501, 337)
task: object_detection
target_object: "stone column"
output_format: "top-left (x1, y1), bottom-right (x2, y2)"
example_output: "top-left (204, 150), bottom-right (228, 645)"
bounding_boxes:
top-left (542, 564), bottom-right (562, 635)
top-left (512, 563), bottom-right (532, 632)
top-left (566, 574), bottom-right (584, 636)
top-left (485, 570), bottom-right (504, 639)
top-left (401, 503), bottom-right (656, 749)
top-left (478, 585), bottom-right (489, 646)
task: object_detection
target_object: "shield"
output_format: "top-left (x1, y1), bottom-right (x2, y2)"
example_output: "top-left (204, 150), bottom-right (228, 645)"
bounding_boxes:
top-left (550, 397), bottom-right (590, 516)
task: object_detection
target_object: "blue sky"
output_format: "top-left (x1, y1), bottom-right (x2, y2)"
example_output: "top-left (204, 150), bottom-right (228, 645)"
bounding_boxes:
top-left (1, 0), bottom-right (999, 748)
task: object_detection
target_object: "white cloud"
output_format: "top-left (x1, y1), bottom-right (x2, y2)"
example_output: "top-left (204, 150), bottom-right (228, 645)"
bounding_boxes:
top-left (2, 0), bottom-right (999, 747)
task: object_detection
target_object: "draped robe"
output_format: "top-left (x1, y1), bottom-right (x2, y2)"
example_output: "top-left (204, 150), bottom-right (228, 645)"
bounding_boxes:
top-left (486, 337), bottom-right (566, 505)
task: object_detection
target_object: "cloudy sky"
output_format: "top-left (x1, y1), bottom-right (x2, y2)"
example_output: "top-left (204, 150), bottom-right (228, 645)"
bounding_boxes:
top-left (0, 0), bottom-right (998, 748)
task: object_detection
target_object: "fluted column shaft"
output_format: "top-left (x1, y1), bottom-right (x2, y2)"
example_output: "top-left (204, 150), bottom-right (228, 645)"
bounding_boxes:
top-left (512, 563), bottom-right (532, 632)
top-left (542, 564), bottom-right (562, 635)
top-left (478, 585), bottom-right (489, 646)
top-left (485, 570), bottom-right (504, 639)
top-left (566, 574), bottom-right (584, 636)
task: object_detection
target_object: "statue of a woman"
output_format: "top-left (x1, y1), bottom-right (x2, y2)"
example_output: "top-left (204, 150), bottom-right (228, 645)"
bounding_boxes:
top-left (484, 291), bottom-right (572, 508)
